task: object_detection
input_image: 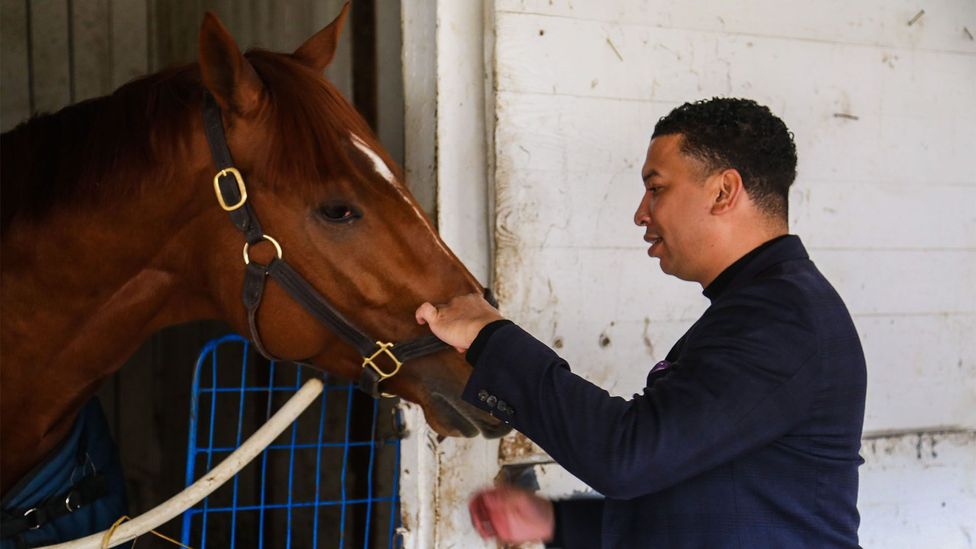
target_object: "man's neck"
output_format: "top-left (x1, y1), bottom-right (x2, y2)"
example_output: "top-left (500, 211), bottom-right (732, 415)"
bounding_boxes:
top-left (699, 226), bottom-right (788, 288)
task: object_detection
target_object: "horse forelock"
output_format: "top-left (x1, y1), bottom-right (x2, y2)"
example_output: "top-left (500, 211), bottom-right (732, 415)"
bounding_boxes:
top-left (245, 49), bottom-right (404, 195)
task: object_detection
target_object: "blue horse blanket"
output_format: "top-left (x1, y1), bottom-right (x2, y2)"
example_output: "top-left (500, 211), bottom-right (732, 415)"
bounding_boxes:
top-left (1, 398), bottom-right (129, 548)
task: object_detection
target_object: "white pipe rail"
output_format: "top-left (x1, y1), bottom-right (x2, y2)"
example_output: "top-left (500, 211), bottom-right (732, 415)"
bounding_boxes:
top-left (41, 377), bottom-right (325, 549)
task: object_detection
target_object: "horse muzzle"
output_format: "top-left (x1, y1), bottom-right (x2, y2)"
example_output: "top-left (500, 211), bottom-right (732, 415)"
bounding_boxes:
top-left (428, 392), bottom-right (512, 439)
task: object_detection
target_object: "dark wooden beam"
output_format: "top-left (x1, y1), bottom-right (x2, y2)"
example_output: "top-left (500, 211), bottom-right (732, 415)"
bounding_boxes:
top-left (350, 0), bottom-right (377, 130)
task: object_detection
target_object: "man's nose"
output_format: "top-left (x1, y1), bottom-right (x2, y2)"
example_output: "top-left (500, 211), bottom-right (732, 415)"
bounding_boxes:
top-left (634, 193), bottom-right (650, 227)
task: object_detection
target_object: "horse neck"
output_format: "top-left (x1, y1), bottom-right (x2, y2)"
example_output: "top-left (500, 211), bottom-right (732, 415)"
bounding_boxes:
top-left (1, 115), bottom-right (217, 428)
top-left (1, 66), bottom-right (212, 327)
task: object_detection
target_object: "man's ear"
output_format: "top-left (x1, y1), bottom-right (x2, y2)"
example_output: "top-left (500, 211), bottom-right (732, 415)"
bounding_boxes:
top-left (711, 169), bottom-right (745, 215)
top-left (199, 12), bottom-right (263, 115)
top-left (293, 3), bottom-right (350, 72)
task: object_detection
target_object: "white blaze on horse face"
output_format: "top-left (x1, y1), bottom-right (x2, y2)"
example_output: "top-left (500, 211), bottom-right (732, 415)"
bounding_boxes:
top-left (350, 134), bottom-right (396, 184)
top-left (348, 133), bottom-right (455, 259)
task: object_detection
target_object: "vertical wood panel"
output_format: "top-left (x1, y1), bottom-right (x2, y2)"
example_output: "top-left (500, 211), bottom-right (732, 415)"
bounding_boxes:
top-left (152, 322), bottom-right (227, 539)
top-left (274, 0), bottom-right (312, 51)
top-left (434, 0), bottom-right (490, 282)
top-left (252, 0), bottom-right (272, 48)
top-left (316, 0), bottom-right (354, 99)
top-left (1, 0), bottom-right (31, 131)
top-left (29, 0), bottom-right (71, 114)
top-left (400, 0), bottom-right (437, 216)
top-left (145, 0), bottom-right (157, 72)
top-left (375, 3), bottom-right (404, 166)
top-left (151, 0), bottom-right (199, 69)
top-left (232, 0), bottom-right (255, 47)
top-left (114, 336), bottom-right (159, 512)
top-left (71, 0), bottom-right (111, 101)
top-left (110, 0), bottom-right (149, 88)
top-left (200, 0), bottom-right (237, 42)
top-left (351, 0), bottom-right (377, 129)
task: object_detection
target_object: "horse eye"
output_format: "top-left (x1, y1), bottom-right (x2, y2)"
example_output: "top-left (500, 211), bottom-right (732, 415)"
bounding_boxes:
top-left (318, 202), bottom-right (361, 223)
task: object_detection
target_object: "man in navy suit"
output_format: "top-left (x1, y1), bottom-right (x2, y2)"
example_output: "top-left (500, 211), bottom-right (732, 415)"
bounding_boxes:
top-left (416, 98), bottom-right (866, 548)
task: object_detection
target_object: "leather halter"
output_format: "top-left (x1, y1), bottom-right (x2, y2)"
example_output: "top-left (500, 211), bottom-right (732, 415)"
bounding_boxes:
top-left (201, 93), bottom-right (495, 398)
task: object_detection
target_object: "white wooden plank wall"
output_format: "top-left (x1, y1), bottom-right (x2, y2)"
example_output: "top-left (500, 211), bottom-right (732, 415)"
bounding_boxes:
top-left (398, 4), bottom-right (497, 546)
top-left (487, 1), bottom-right (976, 547)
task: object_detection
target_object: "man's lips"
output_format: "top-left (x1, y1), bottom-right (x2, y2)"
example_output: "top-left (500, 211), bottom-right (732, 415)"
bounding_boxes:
top-left (644, 235), bottom-right (662, 254)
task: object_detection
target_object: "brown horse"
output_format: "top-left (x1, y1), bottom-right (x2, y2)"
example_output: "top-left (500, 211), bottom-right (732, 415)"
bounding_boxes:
top-left (0, 6), bottom-right (508, 496)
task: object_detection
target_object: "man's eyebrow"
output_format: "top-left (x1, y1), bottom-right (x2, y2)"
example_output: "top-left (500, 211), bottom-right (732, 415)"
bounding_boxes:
top-left (642, 169), bottom-right (660, 182)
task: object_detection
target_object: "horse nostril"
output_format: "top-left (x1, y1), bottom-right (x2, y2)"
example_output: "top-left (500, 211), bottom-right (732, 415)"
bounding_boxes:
top-left (478, 420), bottom-right (513, 439)
top-left (430, 393), bottom-right (480, 438)
top-left (428, 393), bottom-right (512, 438)
top-left (437, 393), bottom-right (513, 439)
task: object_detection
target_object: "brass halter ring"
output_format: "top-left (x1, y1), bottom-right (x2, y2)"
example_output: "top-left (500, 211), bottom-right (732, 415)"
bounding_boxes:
top-left (243, 235), bottom-right (283, 265)
top-left (362, 341), bottom-right (403, 398)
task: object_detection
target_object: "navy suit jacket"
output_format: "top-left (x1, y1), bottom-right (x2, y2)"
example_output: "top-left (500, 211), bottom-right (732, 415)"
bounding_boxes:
top-left (462, 235), bottom-right (866, 548)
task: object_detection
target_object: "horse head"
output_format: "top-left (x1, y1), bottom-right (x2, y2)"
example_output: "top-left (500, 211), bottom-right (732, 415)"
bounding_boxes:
top-left (191, 8), bottom-right (509, 439)
top-left (1, 6), bottom-right (508, 492)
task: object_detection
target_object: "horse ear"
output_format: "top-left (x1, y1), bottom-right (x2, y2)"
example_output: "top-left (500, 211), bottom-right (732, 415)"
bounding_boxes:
top-left (198, 12), bottom-right (263, 115)
top-left (293, 2), bottom-right (350, 72)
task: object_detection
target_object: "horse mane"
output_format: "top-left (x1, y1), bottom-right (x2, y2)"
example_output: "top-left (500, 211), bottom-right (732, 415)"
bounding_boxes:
top-left (0, 48), bottom-right (396, 233)
top-left (0, 65), bottom-right (199, 232)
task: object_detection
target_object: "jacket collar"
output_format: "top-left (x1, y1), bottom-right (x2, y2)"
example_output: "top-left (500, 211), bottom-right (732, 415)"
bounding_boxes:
top-left (703, 234), bottom-right (808, 302)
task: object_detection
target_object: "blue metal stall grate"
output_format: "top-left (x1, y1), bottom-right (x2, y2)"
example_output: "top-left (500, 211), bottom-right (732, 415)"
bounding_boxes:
top-left (181, 335), bottom-right (402, 548)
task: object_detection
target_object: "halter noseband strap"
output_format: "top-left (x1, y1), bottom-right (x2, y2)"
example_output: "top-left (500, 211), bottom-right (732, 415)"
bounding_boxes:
top-left (201, 92), bottom-right (495, 398)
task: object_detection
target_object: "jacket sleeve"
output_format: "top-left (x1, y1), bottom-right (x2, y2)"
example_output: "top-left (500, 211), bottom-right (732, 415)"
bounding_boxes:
top-left (461, 288), bottom-right (820, 499)
top-left (545, 499), bottom-right (604, 549)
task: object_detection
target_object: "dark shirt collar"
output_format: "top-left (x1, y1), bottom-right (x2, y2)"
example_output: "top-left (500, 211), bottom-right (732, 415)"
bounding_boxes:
top-left (702, 234), bottom-right (803, 301)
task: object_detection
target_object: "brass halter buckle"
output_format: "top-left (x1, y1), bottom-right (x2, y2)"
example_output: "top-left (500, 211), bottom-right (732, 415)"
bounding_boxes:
top-left (213, 167), bottom-right (248, 211)
top-left (362, 341), bottom-right (402, 398)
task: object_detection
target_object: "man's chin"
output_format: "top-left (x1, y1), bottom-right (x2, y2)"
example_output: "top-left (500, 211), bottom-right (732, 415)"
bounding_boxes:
top-left (657, 261), bottom-right (693, 283)
top-left (654, 256), bottom-right (671, 275)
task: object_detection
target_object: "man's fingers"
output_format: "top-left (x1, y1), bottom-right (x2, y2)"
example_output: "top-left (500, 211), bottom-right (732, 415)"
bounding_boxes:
top-left (415, 302), bottom-right (437, 325)
top-left (468, 492), bottom-right (496, 539)
top-left (480, 489), bottom-right (517, 541)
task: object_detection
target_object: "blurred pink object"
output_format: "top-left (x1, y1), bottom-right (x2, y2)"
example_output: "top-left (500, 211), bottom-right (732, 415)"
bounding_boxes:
top-left (468, 484), bottom-right (555, 543)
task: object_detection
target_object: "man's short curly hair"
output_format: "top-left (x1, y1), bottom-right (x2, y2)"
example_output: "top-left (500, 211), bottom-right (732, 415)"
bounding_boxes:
top-left (652, 98), bottom-right (797, 220)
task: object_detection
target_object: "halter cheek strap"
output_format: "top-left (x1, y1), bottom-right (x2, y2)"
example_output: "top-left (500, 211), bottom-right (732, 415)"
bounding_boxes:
top-left (202, 92), bottom-right (496, 398)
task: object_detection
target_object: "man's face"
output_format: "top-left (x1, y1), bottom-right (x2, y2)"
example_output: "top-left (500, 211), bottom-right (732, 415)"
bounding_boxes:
top-left (634, 134), bottom-right (718, 283)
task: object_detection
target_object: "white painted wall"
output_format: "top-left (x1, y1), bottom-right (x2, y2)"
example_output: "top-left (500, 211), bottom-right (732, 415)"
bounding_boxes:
top-left (402, 0), bottom-right (975, 546)
top-left (400, 2), bottom-right (501, 547)
top-left (480, 1), bottom-right (976, 547)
